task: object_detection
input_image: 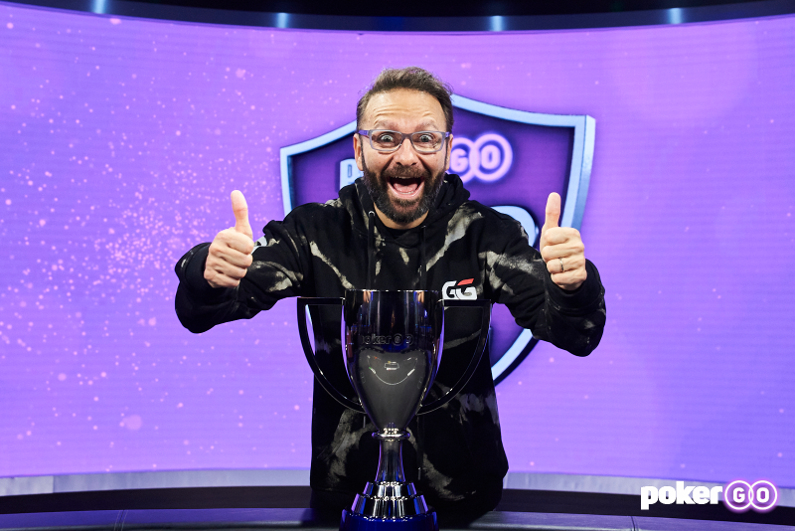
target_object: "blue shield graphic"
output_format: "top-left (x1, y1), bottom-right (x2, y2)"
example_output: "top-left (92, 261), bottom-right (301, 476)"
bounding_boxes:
top-left (280, 95), bottom-right (595, 384)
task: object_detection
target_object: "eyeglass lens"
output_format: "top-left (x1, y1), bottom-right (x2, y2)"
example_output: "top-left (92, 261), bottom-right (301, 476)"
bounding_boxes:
top-left (369, 130), bottom-right (445, 153)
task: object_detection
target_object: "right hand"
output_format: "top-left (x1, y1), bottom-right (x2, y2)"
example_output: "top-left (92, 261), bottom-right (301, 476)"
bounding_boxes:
top-left (204, 190), bottom-right (255, 289)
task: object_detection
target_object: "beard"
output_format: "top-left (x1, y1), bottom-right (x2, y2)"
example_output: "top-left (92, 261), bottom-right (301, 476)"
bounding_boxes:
top-left (361, 158), bottom-right (446, 226)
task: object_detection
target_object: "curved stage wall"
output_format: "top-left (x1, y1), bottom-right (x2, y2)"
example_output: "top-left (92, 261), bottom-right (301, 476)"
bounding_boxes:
top-left (1, 0), bottom-right (793, 510)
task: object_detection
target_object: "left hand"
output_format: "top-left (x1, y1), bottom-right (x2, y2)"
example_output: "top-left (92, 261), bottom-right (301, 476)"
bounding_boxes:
top-left (539, 192), bottom-right (587, 291)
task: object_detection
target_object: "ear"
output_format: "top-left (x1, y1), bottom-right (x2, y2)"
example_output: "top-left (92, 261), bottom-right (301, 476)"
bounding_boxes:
top-left (353, 133), bottom-right (364, 171)
top-left (443, 133), bottom-right (454, 172)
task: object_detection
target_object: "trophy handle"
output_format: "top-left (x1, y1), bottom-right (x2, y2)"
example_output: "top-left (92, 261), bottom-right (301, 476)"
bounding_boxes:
top-left (297, 297), bottom-right (365, 414)
top-left (417, 299), bottom-right (492, 416)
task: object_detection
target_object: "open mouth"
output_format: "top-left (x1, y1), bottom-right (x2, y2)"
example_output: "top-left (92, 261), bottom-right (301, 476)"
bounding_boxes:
top-left (388, 176), bottom-right (424, 196)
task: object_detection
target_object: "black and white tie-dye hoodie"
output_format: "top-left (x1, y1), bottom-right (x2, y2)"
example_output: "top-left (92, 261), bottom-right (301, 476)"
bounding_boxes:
top-left (174, 173), bottom-right (606, 515)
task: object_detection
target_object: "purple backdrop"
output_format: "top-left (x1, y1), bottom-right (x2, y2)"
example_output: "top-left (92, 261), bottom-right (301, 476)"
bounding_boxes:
top-left (0, 2), bottom-right (793, 488)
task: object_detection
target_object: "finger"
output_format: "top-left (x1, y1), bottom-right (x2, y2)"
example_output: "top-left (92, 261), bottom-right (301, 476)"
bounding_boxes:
top-left (540, 227), bottom-right (573, 247)
top-left (207, 247), bottom-right (251, 274)
top-left (540, 233), bottom-right (583, 260)
top-left (549, 268), bottom-right (588, 292)
top-left (547, 258), bottom-right (567, 275)
top-left (541, 245), bottom-right (568, 262)
top-left (545, 255), bottom-right (585, 274)
top-left (205, 271), bottom-right (243, 289)
top-left (219, 248), bottom-right (254, 269)
top-left (205, 271), bottom-right (237, 289)
top-left (204, 261), bottom-right (247, 288)
top-left (217, 229), bottom-right (255, 255)
top-left (231, 190), bottom-right (253, 239)
top-left (210, 258), bottom-right (250, 281)
top-left (543, 192), bottom-right (561, 232)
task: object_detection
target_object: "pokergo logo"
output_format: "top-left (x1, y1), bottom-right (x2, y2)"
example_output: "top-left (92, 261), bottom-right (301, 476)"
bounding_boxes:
top-left (640, 480), bottom-right (778, 513)
top-left (450, 134), bottom-right (513, 183)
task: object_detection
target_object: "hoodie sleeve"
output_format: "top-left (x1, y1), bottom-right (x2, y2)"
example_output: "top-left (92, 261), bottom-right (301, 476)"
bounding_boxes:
top-left (487, 217), bottom-right (606, 357)
top-left (174, 215), bottom-right (309, 334)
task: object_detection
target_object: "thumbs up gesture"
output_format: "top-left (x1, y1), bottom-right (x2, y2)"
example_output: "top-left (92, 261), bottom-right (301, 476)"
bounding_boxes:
top-left (539, 193), bottom-right (587, 292)
top-left (204, 190), bottom-right (255, 289)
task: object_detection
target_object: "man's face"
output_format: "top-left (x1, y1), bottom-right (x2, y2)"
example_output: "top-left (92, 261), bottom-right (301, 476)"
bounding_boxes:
top-left (354, 89), bottom-right (452, 229)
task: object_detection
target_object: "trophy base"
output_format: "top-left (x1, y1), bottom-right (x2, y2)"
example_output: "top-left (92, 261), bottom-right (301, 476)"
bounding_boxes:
top-left (340, 481), bottom-right (437, 531)
top-left (340, 509), bottom-right (438, 531)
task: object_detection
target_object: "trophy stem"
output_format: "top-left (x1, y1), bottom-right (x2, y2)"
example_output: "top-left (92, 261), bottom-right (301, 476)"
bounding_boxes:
top-left (373, 429), bottom-right (408, 484)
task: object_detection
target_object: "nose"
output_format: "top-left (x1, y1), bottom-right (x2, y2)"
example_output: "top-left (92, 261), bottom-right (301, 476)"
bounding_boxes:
top-left (393, 136), bottom-right (420, 166)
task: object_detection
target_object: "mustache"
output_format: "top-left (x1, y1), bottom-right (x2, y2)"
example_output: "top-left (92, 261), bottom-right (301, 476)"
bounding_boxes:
top-left (382, 167), bottom-right (429, 180)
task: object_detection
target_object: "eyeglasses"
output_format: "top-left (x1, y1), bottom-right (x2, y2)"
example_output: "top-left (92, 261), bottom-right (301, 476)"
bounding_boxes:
top-left (358, 129), bottom-right (451, 154)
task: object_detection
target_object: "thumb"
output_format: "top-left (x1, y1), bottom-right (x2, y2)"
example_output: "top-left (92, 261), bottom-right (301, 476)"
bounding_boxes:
top-left (543, 192), bottom-right (561, 232)
top-left (230, 190), bottom-right (253, 239)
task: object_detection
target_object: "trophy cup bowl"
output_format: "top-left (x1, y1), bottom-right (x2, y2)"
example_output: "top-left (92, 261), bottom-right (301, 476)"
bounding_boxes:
top-left (298, 289), bottom-right (491, 531)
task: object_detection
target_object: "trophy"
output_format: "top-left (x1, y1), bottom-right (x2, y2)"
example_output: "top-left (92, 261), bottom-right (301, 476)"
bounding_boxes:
top-left (297, 289), bottom-right (491, 531)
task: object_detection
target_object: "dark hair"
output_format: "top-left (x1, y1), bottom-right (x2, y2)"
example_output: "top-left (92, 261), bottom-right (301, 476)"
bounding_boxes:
top-left (356, 67), bottom-right (454, 133)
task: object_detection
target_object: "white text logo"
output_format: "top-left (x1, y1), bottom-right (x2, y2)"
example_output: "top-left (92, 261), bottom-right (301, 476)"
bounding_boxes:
top-left (640, 482), bottom-right (722, 510)
top-left (640, 480), bottom-right (778, 513)
top-left (442, 278), bottom-right (477, 300)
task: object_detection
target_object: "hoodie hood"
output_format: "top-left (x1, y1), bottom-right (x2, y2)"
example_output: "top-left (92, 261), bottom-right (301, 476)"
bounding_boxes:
top-left (340, 173), bottom-right (470, 290)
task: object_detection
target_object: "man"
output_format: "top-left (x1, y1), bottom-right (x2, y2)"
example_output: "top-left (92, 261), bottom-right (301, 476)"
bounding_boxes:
top-left (175, 67), bottom-right (605, 517)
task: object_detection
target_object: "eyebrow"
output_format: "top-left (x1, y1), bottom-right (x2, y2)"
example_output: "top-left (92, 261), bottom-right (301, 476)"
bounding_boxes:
top-left (372, 121), bottom-right (440, 131)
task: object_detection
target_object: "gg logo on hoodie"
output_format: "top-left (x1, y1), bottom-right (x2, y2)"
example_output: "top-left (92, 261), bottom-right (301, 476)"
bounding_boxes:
top-left (442, 278), bottom-right (477, 300)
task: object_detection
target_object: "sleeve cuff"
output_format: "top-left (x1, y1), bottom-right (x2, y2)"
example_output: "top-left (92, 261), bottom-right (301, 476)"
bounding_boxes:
top-left (182, 243), bottom-right (236, 303)
top-left (546, 260), bottom-right (603, 313)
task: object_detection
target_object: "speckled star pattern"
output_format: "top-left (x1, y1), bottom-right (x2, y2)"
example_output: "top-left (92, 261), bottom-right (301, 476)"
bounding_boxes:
top-left (1, 3), bottom-right (793, 487)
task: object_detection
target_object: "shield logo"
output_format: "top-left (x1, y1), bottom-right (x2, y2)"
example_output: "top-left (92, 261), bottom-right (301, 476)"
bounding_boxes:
top-left (280, 95), bottom-right (595, 384)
